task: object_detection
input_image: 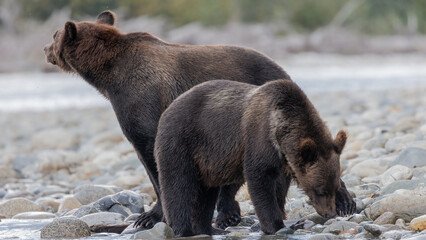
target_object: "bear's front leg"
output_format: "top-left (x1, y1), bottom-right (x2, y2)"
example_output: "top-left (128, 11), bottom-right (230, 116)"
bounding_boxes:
top-left (335, 179), bottom-right (356, 216)
top-left (246, 167), bottom-right (284, 235)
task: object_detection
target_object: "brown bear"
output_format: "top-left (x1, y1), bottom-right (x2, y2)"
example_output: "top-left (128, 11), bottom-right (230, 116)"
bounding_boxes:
top-left (155, 79), bottom-right (349, 236)
top-left (43, 10), bottom-right (355, 230)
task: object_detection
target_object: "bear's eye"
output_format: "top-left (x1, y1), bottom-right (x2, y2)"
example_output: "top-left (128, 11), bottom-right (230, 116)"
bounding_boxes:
top-left (53, 30), bottom-right (58, 39)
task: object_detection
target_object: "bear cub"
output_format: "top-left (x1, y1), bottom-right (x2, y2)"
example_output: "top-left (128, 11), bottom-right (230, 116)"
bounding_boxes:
top-left (156, 79), bottom-right (348, 236)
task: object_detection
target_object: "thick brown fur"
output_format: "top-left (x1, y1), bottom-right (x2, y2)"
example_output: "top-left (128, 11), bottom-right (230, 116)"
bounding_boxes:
top-left (44, 11), bottom-right (298, 229)
top-left (156, 79), bottom-right (352, 236)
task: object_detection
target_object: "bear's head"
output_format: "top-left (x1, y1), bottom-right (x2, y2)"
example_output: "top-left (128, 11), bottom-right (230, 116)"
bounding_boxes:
top-left (294, 130), bottom-right (347, 219)
top-left (44, 11), bottom-right (119, 74)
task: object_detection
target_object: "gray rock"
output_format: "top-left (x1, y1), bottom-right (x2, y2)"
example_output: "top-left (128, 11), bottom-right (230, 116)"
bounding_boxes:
top-left (12, 211), bottom-right (56, 219)
top-left (364, 194), bottom-right (426, 222)
top-left (225, 226), bottom-right (251, 233)
top-left (40, 216), bottom-right (91, 239)
top-left (122, 224), bottom-right (147, 235)
top-left (348, 214), bottom-right (370, 223)
top-left (306, 213), bottom-right (328, 225)
top-left (380, 165), bottom-right (413, 186)
top-left (363, 223), bottom-right (386, 236)
top-left (293, 229), bottom-right (310, 235)
top-left (239, 216), bottom-right (256, 226)
top-left (389, 147), bottom-right (426, 169)
top-left (133, 222), bottom-right (174, 239)
top-left (72, 205), bottom-right (99, 218)
top-left (124, 213), bottom-right (140, 223)
top-left (380, 230), bottom-right (414, 240)
top-left (276, 227), bottom-right (294, 235)
top-left (308, 233), bottom-right (340, 240)
top-left (311, 224), bottom-right (326, 233)
top-left (341, 173), bottom-right (361, 188)
top-left (74, 184), bottom-right (119, 205)
top-left (324, 218), bottom-right (337, 226)
top-left (362, 137), bottom-right (387, 150)
top-left (12, 156), bottom-right (37, 177)
top-left (322, 221), bottom-right (359, 234)
top-left (381, 179), bottom-right (426, 195)
top-left (250, 222), bottom-right (260, 232)
top-left (4, 190), bottom-right (35, 200)
top-left (93, 190), bottom-right (144, 216)
top-left (0, 188), bottom-right (6, 198)
top-left (373, 211), bottom-right (396, 225)
top-left (349, 184), bottom-right (381, 197)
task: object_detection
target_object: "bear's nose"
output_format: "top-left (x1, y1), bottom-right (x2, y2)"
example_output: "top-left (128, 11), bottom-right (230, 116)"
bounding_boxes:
top-left (43, 45), bottom-right (48, 52)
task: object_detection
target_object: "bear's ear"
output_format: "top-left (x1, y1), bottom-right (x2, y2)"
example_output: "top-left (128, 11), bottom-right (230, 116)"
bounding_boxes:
top-left (334, 130), bottom-right (347, 154)
top-left (97, 10), bottom-right (116, 26)
top-left (299, 138), bottom-right (318, 165)
top-left (64, 21), bottom-right (77, 41)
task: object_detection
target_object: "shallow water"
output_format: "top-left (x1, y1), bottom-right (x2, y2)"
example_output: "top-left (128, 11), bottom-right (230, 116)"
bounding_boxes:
top-left (1, 54), bottom-right (426, 112)
top-left (0, 220), bottom-right (311, 240)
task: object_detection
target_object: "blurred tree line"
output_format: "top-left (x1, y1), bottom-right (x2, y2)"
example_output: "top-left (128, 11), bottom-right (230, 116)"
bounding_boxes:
top-left (9, 0), bottom-right (426, 34)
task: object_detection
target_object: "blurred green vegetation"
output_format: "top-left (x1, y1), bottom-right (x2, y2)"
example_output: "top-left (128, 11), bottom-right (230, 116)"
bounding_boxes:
top-left (10, 0), bottom-right (426, 34)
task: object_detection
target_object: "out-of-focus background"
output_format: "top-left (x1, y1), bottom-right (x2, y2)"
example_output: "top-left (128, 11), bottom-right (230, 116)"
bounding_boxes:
top-left (1, 1), bottom-right (426, 239)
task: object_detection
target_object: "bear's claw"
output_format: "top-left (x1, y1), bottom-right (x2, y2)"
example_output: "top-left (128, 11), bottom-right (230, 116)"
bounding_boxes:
top-left (215, 212), bottom-right (241, 229)
top-left (133, 205), bottom-right (163, 229)
top-left (335, 185), bottom-right (356, 216)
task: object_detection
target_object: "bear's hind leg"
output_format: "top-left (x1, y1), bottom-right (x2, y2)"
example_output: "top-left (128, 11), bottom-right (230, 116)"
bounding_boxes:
top-left (192, 186), bottom-right (221, 235)
top-left (215, 183), bottom-right (242, 229)
top-left (275, 172), bottom-right (291, 219)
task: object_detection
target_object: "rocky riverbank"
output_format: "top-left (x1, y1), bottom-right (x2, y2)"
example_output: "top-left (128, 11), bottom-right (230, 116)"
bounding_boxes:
top-left (1, 86), bottom-right (426, 239)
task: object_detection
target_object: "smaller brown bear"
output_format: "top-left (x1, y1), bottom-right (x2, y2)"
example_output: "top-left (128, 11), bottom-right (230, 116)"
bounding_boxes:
top-left (155, 79), bottom-right (348, 236)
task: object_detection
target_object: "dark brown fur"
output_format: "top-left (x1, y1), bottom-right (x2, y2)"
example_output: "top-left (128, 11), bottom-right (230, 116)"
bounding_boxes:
top-left (156, 80), bottom-right (349, 236)
top-left (44, 11), bottom-right (296, 229)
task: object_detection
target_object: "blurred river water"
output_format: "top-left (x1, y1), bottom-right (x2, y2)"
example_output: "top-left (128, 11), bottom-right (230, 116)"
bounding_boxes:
top-left (0, 54), bottom-right (425, 112)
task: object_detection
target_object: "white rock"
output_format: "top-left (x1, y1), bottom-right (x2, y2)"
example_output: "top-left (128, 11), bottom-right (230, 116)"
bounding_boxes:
top-left (74, 184), bottom-right (118, 205)
top-left (31, 128), bottom-right (78, 150)
top-left (40, 216), bottom-right (91, 238)
top-left (380, 165), bottom-right (413, 186)
top-left (385, 134), bottom-right (417, 152)
top-left (80, 212), bottom-right (125, 227)
top-left (0, 198), bottom-right (44, 218)
top-left (350, 158), bottom-right (388, 178)
top-left (12, 211), bottom-right (56, 219)
top-left (37, 150), bottom-right (83, 173)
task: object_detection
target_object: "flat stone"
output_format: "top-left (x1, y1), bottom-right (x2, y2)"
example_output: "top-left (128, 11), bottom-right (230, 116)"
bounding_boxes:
top-left (58, 196), bottom-right (82, 212)
top-left (363, 223), bottom-right (386, 236)
top-left (373, 211), bottom-right (396, 225)
top-left (74, 184), bottom-right (118, 205)
top-left (306, 213), bottom-right (328, 225)
top-left (0, 198), bottom-right (44, 218)
top-left (381, 179), bottom-right (426, 195)
top-left (364, 194), bottom-right (426, 222)
top-left (133, 222), bottom-right (174, 239)
top-left (380, 230), bottom-right (414, 240)
top-left (410, 214), bottom-right (426, 231)
top-left (239, 216), bottom-right (255, 226)
top-left (347, 214), bottom-right (370, 223)
top-left (322, 221), bottom-right (359, 234)
top-left (311, 224), bottom-right (326, 233)
top-left (349, 184), bottom-right (380, 197)
top-left (93, 190), bottom-right (144, 215)
top-left (276, 227), bottom-right (294, 235)
top-left (380, 165), bottom-right (413, 186)
top-left (12, 211), bottom-right (56, 219)
top-left (341, 173), bottom-right (361, 188)
top-left (80, 212), bottom-right (125, 228)
top-left (389, 147), bottom-right (426, 169)
top-left (362, 137), bottom-right (387, 150)
top-left (40, 216), bottom-right (91, 239)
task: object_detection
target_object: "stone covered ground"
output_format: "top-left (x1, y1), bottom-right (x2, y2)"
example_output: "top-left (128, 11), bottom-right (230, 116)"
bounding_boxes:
top-left (0, 87), bottom-right (426, 240)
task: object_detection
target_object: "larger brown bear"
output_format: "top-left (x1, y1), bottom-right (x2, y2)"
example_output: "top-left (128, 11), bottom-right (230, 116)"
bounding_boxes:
top-left (44, 10), bottom-right (355, 229)
top-left (156, 79), bottom-right (348, 236)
